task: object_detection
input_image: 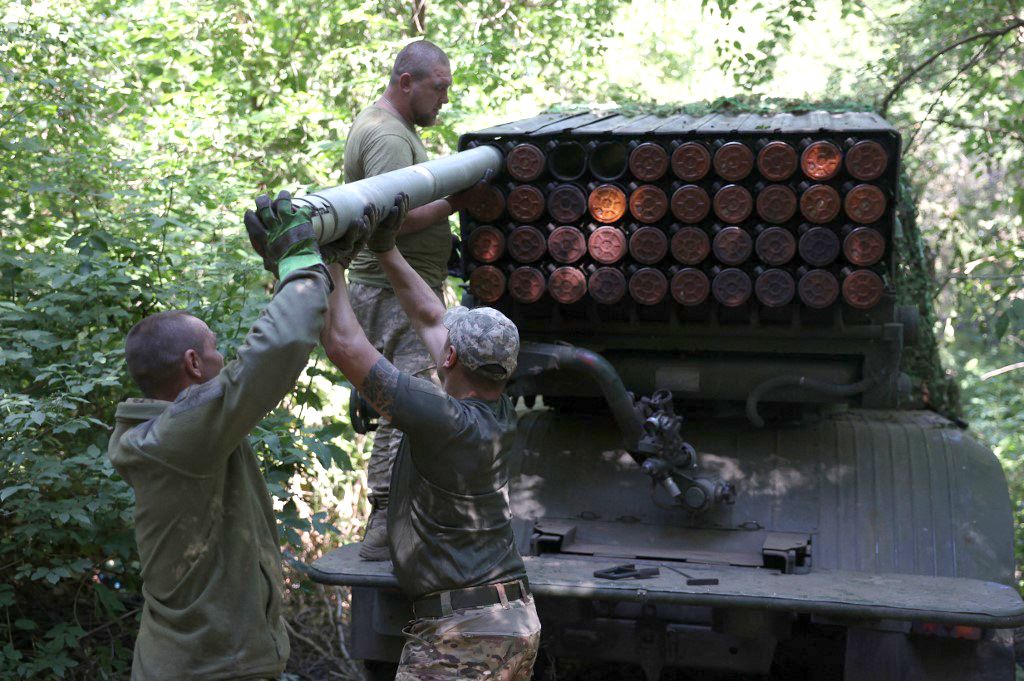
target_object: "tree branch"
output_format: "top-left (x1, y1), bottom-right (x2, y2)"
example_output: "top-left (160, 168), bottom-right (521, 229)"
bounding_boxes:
top-left (880, 18), bottom-right (1024, 115)
top-left (903, 35), bottom-right (1001, 153)
top-left (981, 361), bottom-right (1024, 380)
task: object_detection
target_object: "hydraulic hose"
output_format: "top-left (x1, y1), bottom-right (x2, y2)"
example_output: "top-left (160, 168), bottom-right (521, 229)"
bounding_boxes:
top-left (291, 145), bottom-right (503, 245)
top-left (745, 375), bottom-right (877, 428)
top-left (516, 342), bottom-right (644, 450)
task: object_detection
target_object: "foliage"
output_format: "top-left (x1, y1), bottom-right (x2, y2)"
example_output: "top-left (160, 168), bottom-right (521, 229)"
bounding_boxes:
top-left (0, 0), bottom-right (624, 677)
top-left (2, 0), bottom-right (1022, 677)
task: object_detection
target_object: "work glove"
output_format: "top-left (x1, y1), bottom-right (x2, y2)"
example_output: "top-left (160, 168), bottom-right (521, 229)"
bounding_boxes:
top-left (445, 168), bottom-right (495, 213)
top-left (366, 192), bottom-right (410, 253)
top-left (321, 203), bottom-right (380, 268)
top-left (244, 190), bottom-right (326, 282)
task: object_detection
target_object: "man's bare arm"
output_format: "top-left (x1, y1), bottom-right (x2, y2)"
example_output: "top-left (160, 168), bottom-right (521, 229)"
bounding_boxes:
top-left (319, 263), bottom-right (399, 419)
top-left (397, 200), bottom-right (452, 235)
top-left (375, 247), bottom-right (448, 366)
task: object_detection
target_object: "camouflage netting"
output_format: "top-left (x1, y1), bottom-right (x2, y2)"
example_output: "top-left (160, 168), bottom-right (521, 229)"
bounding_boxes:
top-left (545, 97), bottom-right (961, 416)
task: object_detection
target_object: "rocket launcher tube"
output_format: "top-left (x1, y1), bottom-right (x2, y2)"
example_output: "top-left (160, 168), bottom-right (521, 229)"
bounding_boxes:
top-left (293, 145), bottom-right (504, 245)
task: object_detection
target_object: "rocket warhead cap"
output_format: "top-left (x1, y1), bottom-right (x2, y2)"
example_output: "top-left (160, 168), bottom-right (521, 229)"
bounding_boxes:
top-left (442, 306), bottom-right (520, 381)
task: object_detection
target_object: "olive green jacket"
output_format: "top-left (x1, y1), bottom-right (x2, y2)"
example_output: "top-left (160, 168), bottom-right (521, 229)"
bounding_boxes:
top-left (108, 271), bottom-right (329, 681)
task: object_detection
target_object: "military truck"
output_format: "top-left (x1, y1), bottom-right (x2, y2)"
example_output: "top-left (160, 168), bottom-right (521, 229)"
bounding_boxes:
top-left (311, 111), bottom-right (1024, 680)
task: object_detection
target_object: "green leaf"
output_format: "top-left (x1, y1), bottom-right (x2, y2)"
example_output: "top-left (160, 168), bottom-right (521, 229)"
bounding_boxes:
top-left (317, 421), bottom-right (349, 440)
top-left (995, 313), bottom-right (1009, 340)
top-left (94, 583), bottom-right (126, 616)
top-left (0, 483), bottom-right (35, 501)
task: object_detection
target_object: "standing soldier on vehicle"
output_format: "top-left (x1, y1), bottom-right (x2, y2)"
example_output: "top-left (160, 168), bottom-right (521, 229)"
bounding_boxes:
top-left (321, 194), bottom-right (541, 680)
top-left (343, 39), bottom-right (481, 560)
top-left (107, 193), bottom-right (368, 680)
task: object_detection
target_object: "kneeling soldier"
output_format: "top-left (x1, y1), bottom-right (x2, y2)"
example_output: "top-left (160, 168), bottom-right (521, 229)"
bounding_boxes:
top-left (321, 194), bottom-right (540, 680)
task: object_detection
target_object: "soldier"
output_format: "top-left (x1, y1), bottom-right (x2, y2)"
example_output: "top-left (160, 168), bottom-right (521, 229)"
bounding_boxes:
top-left (321, 194), bottom-right (540, 680)
top-left (344, 39), bottom-right (480, 559)
top-left (108, 193), bottom-right (369, 680)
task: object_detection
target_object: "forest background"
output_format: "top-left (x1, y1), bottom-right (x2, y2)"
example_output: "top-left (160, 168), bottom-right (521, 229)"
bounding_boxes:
top-left (1, 0), bottom-right (1021, 678)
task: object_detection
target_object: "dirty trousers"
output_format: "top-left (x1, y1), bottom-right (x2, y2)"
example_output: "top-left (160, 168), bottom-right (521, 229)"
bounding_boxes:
top-left (349, 282), bottom-right (442, 497)
top-left (395, 596), bottom-right (541, 680)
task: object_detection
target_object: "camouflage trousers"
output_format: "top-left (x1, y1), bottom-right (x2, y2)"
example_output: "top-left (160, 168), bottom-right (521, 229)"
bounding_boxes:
top-left (396, 596), bottom-right (541, 681)
top-left (349, 282), bottom-right (442, 497)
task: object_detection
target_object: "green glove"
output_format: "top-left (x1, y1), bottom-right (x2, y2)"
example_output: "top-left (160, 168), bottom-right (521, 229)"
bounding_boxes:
top-left (244, 190), bottom-right (324, 281)
top-left (366, 192), bottom-right (410, 253)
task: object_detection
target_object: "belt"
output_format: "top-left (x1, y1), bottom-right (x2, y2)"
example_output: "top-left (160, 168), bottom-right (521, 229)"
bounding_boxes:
top-left (413, 579), bottom-right (530, 619)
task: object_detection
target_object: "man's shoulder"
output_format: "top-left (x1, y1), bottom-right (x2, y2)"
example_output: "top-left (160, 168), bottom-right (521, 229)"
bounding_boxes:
top-left (350, 106), bottom-right (415, 141)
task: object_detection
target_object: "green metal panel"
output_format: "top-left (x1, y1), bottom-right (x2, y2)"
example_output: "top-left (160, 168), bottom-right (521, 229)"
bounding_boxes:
top-left (508, 409), bottom-right (1015, 585)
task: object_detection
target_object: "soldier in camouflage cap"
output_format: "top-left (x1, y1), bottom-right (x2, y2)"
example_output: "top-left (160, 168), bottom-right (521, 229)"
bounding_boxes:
top-left (441, 306), bottom-right (519, 380)
top-left (321, 193), bottom-right (540, 681)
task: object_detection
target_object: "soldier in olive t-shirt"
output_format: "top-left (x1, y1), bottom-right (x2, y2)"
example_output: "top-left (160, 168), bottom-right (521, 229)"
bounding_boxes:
top-left (341, 40), bottom-right (484, 560)
top-left (345, 105), bottom-right (452, 289)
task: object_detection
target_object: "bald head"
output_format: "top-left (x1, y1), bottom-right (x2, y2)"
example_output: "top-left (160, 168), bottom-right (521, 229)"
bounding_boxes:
top-left (389, 40), bottom-right (449, 86)
top-left (125, 311), bottom-right (221, 399)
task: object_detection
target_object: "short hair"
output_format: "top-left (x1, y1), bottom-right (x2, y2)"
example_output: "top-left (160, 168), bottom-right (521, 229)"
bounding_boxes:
top-left (125, 311), bottom-right (206, 398)
top-left (390, 40), bottom-right (449, 85)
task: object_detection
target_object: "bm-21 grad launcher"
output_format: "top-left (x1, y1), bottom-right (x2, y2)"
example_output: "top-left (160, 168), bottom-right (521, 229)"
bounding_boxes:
top-left (311, 111), bottom-right (1024, 680)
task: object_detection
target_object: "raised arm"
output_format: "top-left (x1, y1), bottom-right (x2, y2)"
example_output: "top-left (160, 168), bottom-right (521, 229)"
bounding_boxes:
top-left (366, 194), bottom-right (449, 366)
top-left (319, 263), bottom-right (401, 420)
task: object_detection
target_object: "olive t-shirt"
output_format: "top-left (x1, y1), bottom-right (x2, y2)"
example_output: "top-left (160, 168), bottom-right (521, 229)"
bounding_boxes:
top-left (344, 105), bottom-right (452, 289)
top-left (386, 372), bottom-right (526, 601)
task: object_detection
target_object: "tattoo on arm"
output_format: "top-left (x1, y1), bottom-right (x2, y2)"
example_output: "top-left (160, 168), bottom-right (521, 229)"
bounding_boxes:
top-left (360, 358), bottom-right (400, 419)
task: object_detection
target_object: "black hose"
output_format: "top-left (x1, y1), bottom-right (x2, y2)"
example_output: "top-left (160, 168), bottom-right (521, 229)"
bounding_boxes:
top-left (746, 375), bottom-right (876, 428)
top-left (518, 342), bottom-right (644, 449)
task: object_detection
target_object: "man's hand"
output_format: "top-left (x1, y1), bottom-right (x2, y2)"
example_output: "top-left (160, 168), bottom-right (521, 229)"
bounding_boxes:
top-left (322, 203), bottom-right (380, 268)
top-left (444, 169), bottom-right (495, 213)
top-left (366, 193), bottom-right (410, 253)
top-left (244, 190), bottom-right (325, 281)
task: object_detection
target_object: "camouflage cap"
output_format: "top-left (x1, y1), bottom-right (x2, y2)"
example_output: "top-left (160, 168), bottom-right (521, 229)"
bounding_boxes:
top-left (442, 306), bottom-right (520, 380)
